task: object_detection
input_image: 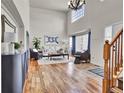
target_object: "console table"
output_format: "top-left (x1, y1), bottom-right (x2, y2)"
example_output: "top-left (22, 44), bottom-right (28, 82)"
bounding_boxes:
top-left (2, 50), bottom-right (29, 93)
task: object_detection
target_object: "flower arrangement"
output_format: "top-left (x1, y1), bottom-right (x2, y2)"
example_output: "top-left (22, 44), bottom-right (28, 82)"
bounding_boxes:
top-left (32, 37), bottom-right (41, 50)
top-left (14, 42), bottom-right (20, 49)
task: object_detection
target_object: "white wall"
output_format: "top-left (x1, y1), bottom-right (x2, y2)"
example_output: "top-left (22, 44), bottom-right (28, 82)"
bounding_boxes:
top-left (30, 7), bottom-right (68, 49)
top-left (13, 0), bottom-right (30, 50)
top-left (67, 0), bottom-right (123, 66)
top-left (112, 22), bottom-right (123, 37)
top-left (13, 0), bottom-right (30, 31)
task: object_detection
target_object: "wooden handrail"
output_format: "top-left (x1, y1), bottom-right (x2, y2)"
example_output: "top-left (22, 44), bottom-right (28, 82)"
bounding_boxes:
top-left (110, 29), bottom-right (123, 46)
top-left (103, 28), bottom-right (123, 93)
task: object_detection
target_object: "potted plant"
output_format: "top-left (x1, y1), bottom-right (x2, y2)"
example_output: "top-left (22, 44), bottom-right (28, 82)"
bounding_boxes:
top-left (14, 42), bottom-right (20, 53)
top-left (32, 37), bottom-right (41, 50)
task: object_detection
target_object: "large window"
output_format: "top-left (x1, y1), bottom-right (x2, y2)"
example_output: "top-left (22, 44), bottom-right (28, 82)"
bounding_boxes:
top-left (69, 37), bottom-right (72, 52)
top-left (76, 34), bottom-right (88, 52)
top-left (71, 6), bottom-right (85, 23)
top-left (105, 26), bottom-right (112, 42)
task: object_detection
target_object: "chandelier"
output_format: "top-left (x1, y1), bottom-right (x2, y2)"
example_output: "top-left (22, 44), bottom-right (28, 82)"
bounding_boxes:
top-left (68, 0), bottom-right (86, 10)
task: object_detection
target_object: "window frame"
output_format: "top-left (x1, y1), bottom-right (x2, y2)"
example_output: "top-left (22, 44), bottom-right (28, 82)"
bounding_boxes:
top-left (71, 5), bottom-right (85, 23)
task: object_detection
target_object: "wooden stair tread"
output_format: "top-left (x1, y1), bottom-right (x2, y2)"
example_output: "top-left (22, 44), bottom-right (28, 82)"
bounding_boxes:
top-left (118, 77), bottom-right (123, 90)
top-left (118, 77), bottom-right (123, 82)
top-left (111, 87), bottom-right (123, 93)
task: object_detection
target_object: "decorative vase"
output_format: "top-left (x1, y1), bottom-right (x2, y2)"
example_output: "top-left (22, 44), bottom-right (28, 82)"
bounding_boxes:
top-left (9, 43), bottom-right (15, 54)
top-left (15, 49), bottom-right (19, 54)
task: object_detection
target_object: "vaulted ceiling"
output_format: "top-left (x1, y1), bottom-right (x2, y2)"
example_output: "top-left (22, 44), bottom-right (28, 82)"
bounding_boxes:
top-left (30, 0), bottom-right (69, 12)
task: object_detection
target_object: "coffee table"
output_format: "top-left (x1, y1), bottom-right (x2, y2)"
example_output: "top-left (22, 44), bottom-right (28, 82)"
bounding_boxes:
top-left (43, 53), bottom-right (69, 60)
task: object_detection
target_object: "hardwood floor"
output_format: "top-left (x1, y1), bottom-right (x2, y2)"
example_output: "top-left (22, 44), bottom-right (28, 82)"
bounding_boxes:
top-left (23, 60), bottom-right (102, 93)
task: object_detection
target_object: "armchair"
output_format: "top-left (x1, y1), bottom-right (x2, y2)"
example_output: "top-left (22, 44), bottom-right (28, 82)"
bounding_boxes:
top-left (74, 50), bottom-right (90, 64)
top-left (30, 48), bottom-right (40, 60)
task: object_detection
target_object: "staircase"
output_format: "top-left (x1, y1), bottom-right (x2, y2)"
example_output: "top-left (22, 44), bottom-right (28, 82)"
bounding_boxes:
top-left (102, 29), bottom-right (123, 93)
top-left (110, 77), bottom-right (123, 93)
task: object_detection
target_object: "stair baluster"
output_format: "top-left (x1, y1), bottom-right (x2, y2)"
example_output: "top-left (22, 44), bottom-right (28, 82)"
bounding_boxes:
top-left (103, 29), bottom-right (123, 93)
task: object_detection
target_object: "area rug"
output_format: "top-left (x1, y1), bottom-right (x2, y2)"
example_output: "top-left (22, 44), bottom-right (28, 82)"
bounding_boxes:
top-left (38, 57), bottom-right (75, 65)
top-left (88, 68), bottom-right (104, 77)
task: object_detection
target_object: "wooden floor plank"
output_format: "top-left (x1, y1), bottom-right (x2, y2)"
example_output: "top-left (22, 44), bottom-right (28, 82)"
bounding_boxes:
top-left (24, 60), bottom-right (102, 93)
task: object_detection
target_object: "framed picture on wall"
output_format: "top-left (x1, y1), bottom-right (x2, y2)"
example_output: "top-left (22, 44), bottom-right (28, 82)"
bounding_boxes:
top-left (44, 35), bottom-right (59, 45)
top-left (1, 15), bottom-right (16, 42)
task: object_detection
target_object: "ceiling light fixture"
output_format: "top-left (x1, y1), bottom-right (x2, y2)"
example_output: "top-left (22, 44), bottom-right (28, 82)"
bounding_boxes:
top-left (68, 0), bottom-right (86, 10)
top-left (100, 0), bottom-right (104, 2)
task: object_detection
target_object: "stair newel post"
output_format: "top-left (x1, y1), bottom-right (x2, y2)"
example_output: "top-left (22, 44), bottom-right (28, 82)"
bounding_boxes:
top-left (103, 40), bottom-right (110, 93)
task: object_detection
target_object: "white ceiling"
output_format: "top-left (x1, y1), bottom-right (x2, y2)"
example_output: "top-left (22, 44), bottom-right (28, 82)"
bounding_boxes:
top-left (30, 0), bottom-right (69, 12)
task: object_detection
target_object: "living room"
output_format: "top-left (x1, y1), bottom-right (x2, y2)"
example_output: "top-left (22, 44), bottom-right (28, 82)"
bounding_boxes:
top-left (1, 0), bottom-right (123, 93)
top-left (29, 0), bottom-right (123, 66)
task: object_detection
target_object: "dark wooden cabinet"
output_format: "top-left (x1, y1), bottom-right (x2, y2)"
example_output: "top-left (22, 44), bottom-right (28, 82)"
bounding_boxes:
top-left (2, 50), bottom-right (29, 93)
